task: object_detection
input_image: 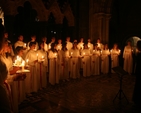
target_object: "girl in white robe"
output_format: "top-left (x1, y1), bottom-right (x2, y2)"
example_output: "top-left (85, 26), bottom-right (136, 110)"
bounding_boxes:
top-left (87, 39), bottom-right (93, 54)
top-left (110, 43), bottom-right (120, 73)
top-left (58, 45), bottom-right (70, 81)
top-left (70, 42), bottom-right (80, 79)
top-left (81, 44), bottom-right (91, 77)
top-left (48, 43), bottom-right (59, 85)
top-left (101, 44), bottom-right (110, 74)
top-left (13, 47), bottom-right (27, 104)
top-left (56, 39), bottom-right (62, 51)
top-left (91, 44), bottom-right (101, 75)
top-left (123, 41), bottom-right (133, 74)
top-left (37, 42), bottom-right (48, 89)
top-left (1, 42), bottom-right (23, 113)
top-left (25, 42), bottom-right (38, 93)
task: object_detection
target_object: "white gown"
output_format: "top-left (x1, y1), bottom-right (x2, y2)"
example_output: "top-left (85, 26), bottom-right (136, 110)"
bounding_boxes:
top-left (123, 46), bottom-right (133, 74)
top-left (48, 50), bottom-right (59, 85)
top-left (66, 41), bottom-right (73, 51)
top-left (56, 44), bottom-right (62, 51)
top-left (101, 49), bottom-right (110, 74)
top-left (58, 50), bottom-right (70, 80)
top-left (69, 49), bottom-right (80, 79)
top-left (88, 42), bottom-right (93, 54)
top-left (44, 43), bottom-right (48, 52)
top-left (77, 42), bottom-right (84, 50)
top-left (111, 49), bottom-right (120, 73)
top-left (1, 55), bottom-right (19, 113)
top-left (25, 50), bottom-right (38, 93)
top-left (91, 50), bottom-right (100, 75)
top-left (37, 49), bottom-right (48, 88)
top-left (81, 49), bottom-right (91, 77)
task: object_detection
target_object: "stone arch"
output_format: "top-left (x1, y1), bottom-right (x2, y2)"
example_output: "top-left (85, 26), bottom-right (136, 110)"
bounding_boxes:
top-left (63, 4), bottom-right (74, 26)
top-left (49, 0), bottom-right (64, 24)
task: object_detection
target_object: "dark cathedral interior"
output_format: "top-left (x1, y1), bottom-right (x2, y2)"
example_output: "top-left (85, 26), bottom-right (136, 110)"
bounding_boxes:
top-left (0, 0), bottom-right (141, 113)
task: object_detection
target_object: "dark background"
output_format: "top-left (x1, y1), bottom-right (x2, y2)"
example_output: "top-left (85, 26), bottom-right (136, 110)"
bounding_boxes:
top-left (3, 0), bottom-right (141, 47)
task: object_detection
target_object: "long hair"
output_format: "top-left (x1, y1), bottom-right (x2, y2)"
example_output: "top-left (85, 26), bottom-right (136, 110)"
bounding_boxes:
top-left (0, 24), bottom-right (4, 52)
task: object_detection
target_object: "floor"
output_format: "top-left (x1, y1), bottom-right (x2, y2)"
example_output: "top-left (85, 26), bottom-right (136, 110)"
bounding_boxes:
top-left (19, 74), bottom-right (140, 113)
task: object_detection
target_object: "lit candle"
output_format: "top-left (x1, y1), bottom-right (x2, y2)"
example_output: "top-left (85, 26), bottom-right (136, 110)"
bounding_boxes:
top-left (49, 45), bottom-right (51, 49)
top-left (71, 52), bottom-right (73, 56)
top-left (88, 44), bottom-right (90, 48)
top-left (54, 53), bottom-right (57, 58)
top-left (110, 50), bottom-right (112, 53)
top-left (42, 56), bottom-right (44, 61)
top-left (83, 52), bottom-right (85, 56)
top-left (119, 49), bottom-right (121, 53)
top-left (26, 59), bottom-right (29, 65)
top-left (36, 54), bottom-right (38, 59)
top-left (21, 61), bottom-right (25, 71)
top-left (24, 43), bottom-right (26, 48)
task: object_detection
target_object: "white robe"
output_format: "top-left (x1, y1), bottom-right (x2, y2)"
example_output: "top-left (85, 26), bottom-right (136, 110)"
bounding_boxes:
top-left (111, 49), bottom-right (120, 73)
top-left (14, 41), bottom-right (26, 49)
top-left (58, 50), bottom-right (70, 80)
top-left (77, 42), bottom-right (84, 50)
top-left (81, 49), bottom-right (91, 77)
top-left (14, 41), bottom-right (27, 58)
top-left (97, 43), bottom-right (103, 50)
top-left (44, 43), bottom-right (48, 52)
top-left (25, 50), bottom-right (38, 93)
top-left (48, 51), bottom-right (59, 85)
top-left (1, 55), bottom-right (19, 113)
top-left (123, 46), bottom-right (133, 74)
top-left (69, 49), bottom-right (80, 79)
top-left (37, 49), bottom-right (48, 88)
top-left (88, 42), bottom-right (93, 54)
top-left (66, 41), bottom-right (73, 51)
top-left (13, 56), bottom-right (26, 104)
top-left (56, 44), bottom-right (62, 51)
top-left (101, 49), bottom-right (110, 74)
top-left (91, 50), bottom-right (100, 75)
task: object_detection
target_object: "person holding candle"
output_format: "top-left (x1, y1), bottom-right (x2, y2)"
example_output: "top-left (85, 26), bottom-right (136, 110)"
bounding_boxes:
top-left (14, 35), bottom-right (25, 49)
top-left (91, 44), bottom-right (101, 75)
top-left (14, 46), bottom-right (26, 104)
top-left (96, 38), bottom-right (104, 50)
top-left (56, 39), bottom-right (62, 51)
top-left (69, 42), bottom-right (80, 79)
top-left (37, 42), bottom-right (48, 89)
top-left (77, 38), bottom-right (84, 50)
top-left (14, 35), bottom-right (27, 58)
top-left (66, 36), bottom-right (73, 51)
top-left (123, 41), bottom-right (133, 75)
top-left (101, 44), bottom-right (110, 74)
top-left (58, 44), bottom-right (70, 81)
top-left (1, 41), bottom-right (25, 113)
top-left (110, 43), bottom-right (120, 73)
top-left (81, 44), bottom-right (91, 77)
top-left (27, 35), bottom-right (39, 51)
top-left (48, 37), bottom-right (56, 50)
top-left (25, 42), bottom-right (38, 93)
top-left (87, 38), bottom-right (93, 54)
top-left (48, 43), bottom-right (59, 85)
top-left (41, 36), bottom-right (48, 52)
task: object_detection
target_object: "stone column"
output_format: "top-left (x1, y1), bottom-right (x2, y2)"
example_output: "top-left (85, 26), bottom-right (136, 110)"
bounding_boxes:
top-left (98, 13), bottom-right (104, 42)
top-left (105, 14), bottom-right (111, 44)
